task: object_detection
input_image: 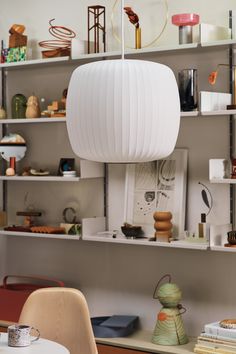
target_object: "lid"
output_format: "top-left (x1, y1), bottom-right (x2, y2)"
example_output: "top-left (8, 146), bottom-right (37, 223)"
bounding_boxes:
top-left (201, 213), bottom-right (206, 223)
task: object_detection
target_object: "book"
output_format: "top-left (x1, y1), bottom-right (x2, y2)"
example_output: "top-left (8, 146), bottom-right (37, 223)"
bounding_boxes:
top-left (194, 344), bottom-right (236, 354)
top-left (197, 338), bottom-right (236, 351)
top-left (199, 333), bottom-right (236, 345)
top-left (205, 322), bottom-right (236, 340)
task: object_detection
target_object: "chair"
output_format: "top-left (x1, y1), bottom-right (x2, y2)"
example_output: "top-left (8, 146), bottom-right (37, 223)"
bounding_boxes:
top-left (18, 287), bottom-right (98, 354)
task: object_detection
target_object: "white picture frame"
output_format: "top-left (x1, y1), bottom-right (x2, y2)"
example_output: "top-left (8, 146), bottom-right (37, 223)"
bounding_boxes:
top-left (124, 149), bottom-right (188, 239)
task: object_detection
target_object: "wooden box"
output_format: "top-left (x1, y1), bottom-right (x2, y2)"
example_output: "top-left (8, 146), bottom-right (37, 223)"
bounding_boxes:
top-left (9, 33), bottom-right (27, 48)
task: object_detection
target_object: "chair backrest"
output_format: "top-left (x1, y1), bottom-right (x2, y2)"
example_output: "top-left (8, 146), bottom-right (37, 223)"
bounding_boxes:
top-left (19, 287), bottom-right (98, 354)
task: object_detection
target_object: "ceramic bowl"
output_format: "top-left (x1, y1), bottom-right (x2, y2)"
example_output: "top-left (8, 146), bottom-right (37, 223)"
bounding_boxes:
top-left (121, 226), bottom-right (142, 238)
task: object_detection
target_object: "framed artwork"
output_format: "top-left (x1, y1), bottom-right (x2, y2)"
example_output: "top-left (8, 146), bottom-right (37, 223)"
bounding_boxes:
top-left (124, 149), bottom-right (188, 238)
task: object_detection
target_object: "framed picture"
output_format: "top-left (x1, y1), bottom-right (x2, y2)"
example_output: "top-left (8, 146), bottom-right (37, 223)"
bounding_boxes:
top-left (124, 149), bottom-right (188, 238)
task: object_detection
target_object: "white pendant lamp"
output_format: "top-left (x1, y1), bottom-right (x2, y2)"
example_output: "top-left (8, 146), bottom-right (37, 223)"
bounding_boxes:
top-left (66, 1), bottom-right (180, 163)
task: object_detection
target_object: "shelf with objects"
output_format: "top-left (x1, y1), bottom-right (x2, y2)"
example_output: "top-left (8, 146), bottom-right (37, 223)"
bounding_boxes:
top-left (0, 10), bottom-right (234, 250)
top-left (0, 26), bottom-right (105, 242)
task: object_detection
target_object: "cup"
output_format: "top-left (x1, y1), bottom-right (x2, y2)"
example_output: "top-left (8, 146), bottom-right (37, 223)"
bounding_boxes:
top-left (8, 324), bottom-right (40, 347)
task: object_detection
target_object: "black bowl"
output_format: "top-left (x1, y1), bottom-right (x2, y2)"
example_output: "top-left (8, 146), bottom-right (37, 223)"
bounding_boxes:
top-left (121, 226), bottom-right (142, 238)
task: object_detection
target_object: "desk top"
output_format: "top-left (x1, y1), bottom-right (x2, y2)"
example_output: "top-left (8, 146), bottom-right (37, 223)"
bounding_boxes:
top-left (0, 333), bottom-right (69, 354)
top-left (96, 330), bottom-right (196, 353)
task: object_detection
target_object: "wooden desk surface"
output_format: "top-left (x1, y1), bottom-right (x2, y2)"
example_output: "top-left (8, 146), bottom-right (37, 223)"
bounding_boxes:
top-left (96, 330), bottom-right (196, 353)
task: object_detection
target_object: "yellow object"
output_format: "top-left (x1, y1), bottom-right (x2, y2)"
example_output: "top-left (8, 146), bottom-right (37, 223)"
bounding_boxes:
top-left (19, 287), bottom-right (98, 354)
top-left (135, 27), bottom-right (141, 49)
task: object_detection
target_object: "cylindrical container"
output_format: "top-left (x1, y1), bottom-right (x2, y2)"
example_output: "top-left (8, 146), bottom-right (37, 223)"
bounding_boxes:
top-left (179, 26), bottom-right (192, 44)
top-left (135, 27), bottom-right (141, 49)
top-left (178, 69), bottom-right (198, 111)
top-left (11, 93), bottom-right (27, 119)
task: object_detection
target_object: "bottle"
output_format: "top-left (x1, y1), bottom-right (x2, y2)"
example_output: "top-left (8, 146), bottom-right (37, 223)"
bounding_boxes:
top-left (198, 213), bottom-right (209, 240)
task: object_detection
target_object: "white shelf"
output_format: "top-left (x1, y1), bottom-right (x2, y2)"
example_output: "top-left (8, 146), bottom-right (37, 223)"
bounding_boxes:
top-left (181, 111), bottom-right (199, 117)
top-left (201, 109), bottom-right (236, 116)
top-left (201, 39), bottom-right (236, 47)
top-left (210, 245), bottom-right (236, 252)
top-left (0, 230), bottom-right (81, 240)
top-left (1, 39), bottom-right (235, 71)
top-left (0, 176), bottom-right (80, 182)
top-left (126, 43), bottom-right (199, 55)
top-left (0, 117), bottom-right (66, 124)
top-left (210, 178), bottom-right (236, 184)
top-left (82, 235), bottom-right (208, 250)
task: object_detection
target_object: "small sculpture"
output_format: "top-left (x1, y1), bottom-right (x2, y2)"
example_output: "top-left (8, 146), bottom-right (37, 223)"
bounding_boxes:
top-left (26, 95), bottom-right (41, 118)
top-left (124, 7), bottom-right (141, 49)
top-left (152, 274), bottom-right (188, 346)
top-left (172, 14), bottom-right (199, 45)
top-left (153, 211), bottom-right (172, 242)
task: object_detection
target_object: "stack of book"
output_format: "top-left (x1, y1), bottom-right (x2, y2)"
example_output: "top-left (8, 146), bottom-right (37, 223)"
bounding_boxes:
top-left (194, 322), bottom-right (236, 353)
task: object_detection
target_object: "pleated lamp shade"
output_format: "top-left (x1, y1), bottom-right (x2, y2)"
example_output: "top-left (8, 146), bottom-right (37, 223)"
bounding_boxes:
top-left (66, 59), bottom-right (180, 163)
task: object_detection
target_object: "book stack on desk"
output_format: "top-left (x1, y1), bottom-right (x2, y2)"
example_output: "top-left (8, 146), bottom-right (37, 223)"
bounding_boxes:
top-left (194, 322), bottom-right (236, 353)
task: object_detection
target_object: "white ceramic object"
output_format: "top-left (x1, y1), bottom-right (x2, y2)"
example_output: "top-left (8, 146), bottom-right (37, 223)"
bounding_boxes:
top-left (67, 59), bottom-right (180, 163)
top-left (200, 23), bottom-right (232, 43)
top-left (209, 159), bottom-right (229, 180)
top-left (200, 91), bottom-right (232, 112)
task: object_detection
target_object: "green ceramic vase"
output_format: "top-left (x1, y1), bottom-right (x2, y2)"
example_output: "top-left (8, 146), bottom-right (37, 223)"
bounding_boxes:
top-left (11, 93), bottom-right (27, 119)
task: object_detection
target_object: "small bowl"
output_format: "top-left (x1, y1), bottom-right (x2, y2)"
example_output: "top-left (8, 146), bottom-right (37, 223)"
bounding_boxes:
top-left (121, 226), bottom-right (142, 238)
top-left (227, 231), bottom-right (236, 245)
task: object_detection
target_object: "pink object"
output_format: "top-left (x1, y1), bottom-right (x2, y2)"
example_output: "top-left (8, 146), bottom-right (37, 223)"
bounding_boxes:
top-left (172, 13), bottom-right (200, 27)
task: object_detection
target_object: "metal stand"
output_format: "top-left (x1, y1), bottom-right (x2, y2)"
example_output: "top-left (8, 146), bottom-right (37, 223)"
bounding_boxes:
top-left (229, 10), bottom-right (235, 228)
top-left (88, 5), bottom-right (106, 54)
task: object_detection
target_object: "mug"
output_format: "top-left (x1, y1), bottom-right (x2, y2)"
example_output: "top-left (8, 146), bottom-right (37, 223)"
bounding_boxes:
top-left (8, 324), bottom-right (40, 347)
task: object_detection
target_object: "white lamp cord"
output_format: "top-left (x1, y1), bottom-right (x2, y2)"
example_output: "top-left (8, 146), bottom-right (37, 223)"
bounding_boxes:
top-left (121, 0), bottom-right (124, 60)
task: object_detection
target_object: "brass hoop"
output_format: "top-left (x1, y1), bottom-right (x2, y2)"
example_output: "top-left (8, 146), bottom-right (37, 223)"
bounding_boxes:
top-left (111, 0), bottom-right (169, 49)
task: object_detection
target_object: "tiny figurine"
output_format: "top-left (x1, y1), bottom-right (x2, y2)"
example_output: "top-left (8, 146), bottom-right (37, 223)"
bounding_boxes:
top-left (153, 211), bottom-right (172, 242)
top-left (152, 274), bottom-right (188, 346)
top-left (25, 95), bottom-right (41, 119)
top-left (88, 6), bottom-right (106, 54)
top-left (124, 7), bottom-right (141, 49)
top-left (38, 19), bottom-right (76, 58)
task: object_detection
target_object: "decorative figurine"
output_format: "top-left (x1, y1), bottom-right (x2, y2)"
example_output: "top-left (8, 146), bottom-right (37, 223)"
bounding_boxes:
top-left (25, 95), bottom-right (41, 118)
top-left (124, 7), bottom-right (141, 49)
top-left (88, 6), bottom-right (106, 54)
top-left (209, 64), bottom-right (236, 109)
top-left (152, 274), bottom-right (188, 346)
top-left (153, 211), bottom-right (172, 242)
top-left (11, 93), bottom-right (27, 118)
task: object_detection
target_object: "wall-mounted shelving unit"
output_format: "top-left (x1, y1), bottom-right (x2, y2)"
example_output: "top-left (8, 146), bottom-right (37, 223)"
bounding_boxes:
top-left (0, 37), bottom-right (235, 245)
